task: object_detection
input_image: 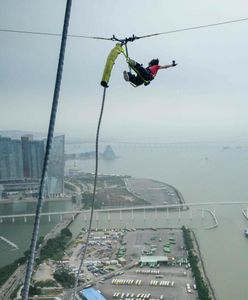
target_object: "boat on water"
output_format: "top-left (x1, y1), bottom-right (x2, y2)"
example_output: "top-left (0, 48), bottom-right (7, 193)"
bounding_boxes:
top-left (244, 228), bottom-right (248, 237)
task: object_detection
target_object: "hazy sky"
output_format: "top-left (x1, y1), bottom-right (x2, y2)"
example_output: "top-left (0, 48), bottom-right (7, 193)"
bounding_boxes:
top-left (1, 0), bottom-right (248, 142)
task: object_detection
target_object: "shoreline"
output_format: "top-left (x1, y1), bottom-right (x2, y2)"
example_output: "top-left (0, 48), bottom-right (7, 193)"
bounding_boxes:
top-left (0, 174), bottom-right (216, 299)
top-left (0, 213), bottom-right (78, 296)
top-left (0, 197), bottom-right (72, 205)
top-left (192, 230), bottom-right (217, 300)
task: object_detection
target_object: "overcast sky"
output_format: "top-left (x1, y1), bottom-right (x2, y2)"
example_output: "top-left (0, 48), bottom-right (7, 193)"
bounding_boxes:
top-left (1, 0), bottom-right (248, 142)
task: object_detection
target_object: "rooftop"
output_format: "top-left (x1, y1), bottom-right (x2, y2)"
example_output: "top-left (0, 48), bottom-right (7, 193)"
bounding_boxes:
top-left (80, 288), bottom-right (107, 300)
top-left (140, 256), bottom-right (168, 263)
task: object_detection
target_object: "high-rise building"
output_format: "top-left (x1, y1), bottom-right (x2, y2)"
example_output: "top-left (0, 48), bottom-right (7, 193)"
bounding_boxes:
top-left (21, 135), bottom-right (44, 179)
top-left (46, 135), bottom-right (65, 196)
top-left (0, 136), bottom-right (24, 180)
top-left (0, 184), bottom-right (3, 199)
top-left (0, 134), bottom-right (65, 196)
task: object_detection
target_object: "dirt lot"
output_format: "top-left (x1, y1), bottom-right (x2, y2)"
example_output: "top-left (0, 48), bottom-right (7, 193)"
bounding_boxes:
top-left (124, 178), bottom-right (183, 206)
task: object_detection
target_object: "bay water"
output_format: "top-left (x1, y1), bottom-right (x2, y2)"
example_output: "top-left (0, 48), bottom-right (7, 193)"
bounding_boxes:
top-left (1, 145), bottom-right (248, 300)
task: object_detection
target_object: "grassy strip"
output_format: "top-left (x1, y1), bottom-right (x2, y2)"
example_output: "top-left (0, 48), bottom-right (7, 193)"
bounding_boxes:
top-left (0, 258), bottom-right (22, 287)
top-left (182, 226), bottom-right (212, 300)
top-left (54, 268), bottom-right (75, 288)
top-left (38, 228), bottom-right (72, 262)
top-left (0, 228), bottom-right (72, 291)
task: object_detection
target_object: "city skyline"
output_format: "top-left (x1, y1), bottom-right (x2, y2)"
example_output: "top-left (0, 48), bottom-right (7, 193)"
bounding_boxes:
top-left (0, 134), bottom-right (65, 196)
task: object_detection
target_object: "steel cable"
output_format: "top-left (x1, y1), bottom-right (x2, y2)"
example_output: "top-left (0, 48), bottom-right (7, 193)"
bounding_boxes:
top-left (1, 17), bottom-right (248, 41)
top-left (21, 1), bottom-right (72, 298)
top-left (137, 17), bottom-right (248, 39)
top-left (0, 28), bottom-right (113, 40)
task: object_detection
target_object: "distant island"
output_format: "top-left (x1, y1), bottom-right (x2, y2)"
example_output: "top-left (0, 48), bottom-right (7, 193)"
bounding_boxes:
top-left (65, 145), bottom-right (118, 161)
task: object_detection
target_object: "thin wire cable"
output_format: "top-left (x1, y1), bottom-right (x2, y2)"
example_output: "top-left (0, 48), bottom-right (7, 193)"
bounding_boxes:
top-left (0, 28), bottom-right (112, 40)
top-left (137, 17), bottom-right (248, 39)
top-left (72, 87), bottom-right (107, 300)
top-left (1, 17), bottom-right (248, 41)
top-left (21, 1), bottom-right (72, 299)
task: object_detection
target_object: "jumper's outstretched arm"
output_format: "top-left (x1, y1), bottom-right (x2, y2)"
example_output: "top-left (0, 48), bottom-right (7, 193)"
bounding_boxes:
top-left (160, 60), bottom-right (177, 69)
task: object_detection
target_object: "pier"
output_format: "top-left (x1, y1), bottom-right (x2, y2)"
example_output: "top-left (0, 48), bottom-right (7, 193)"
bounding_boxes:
top-left (0, 236), bottom-right (18, 250)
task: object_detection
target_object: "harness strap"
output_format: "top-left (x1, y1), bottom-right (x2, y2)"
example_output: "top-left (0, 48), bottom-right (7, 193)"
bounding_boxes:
top-left (124, 43), bottom-right (132, 74)
top-left (130, 65), bottom-right (151, 85)
top-left (122, 44), bottom-right (151, 86)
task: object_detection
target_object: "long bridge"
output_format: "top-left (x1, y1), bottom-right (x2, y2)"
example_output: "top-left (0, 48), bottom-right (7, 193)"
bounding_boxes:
top-left (0, 201), bottom-right (248, 221)
top-left (65, 140), bottom-right (248, 149)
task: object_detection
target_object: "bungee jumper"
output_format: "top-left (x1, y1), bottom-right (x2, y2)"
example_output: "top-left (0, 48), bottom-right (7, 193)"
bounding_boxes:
top-left (100, 36), bottom-right (177, 88)
top-left (123, 58), bottom-right (177, 87)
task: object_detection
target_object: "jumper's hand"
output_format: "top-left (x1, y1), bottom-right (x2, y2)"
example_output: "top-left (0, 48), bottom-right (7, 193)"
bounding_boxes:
top-left (172, 60), bottom-right (177, 67)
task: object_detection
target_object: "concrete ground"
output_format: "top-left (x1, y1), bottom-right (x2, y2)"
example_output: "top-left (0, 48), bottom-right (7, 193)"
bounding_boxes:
top-left (97, 265), bottom-right (198, 300)
top-left (93, 229), bottom-right (198, 300)
top-left (123, 229), bottom-right (186, 262)
top-left (125, 179), bottom-right (181, 206)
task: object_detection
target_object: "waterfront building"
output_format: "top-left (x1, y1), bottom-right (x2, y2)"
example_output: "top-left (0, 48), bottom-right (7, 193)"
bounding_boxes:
top-left (46, 135), bottom-right (65, 196)
top-left (140, 256), bottom-right (169, 265)
top-left (21, 135), bottom-right (44, 179)
top-left (0, 134), bottom-right (65, 197)
top-left (80, 288), bottom-right (107, 300)
top-left (0, 136), bottom-right (24, 180)
top-left (0, 184), bottom-right (3, 199)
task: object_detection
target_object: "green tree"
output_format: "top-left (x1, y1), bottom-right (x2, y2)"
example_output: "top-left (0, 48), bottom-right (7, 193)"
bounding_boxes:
top-left (71, 195), bottom-right (77, 204)
top-left (54, 268), bottom-right (75, 288)
top-left (40, 228), bottom-right (72, 261)
top-left (28, 285), bottom-right (41, 296)
top-left (61, 228), bottom-right (72, 238)
top-left (35, 279), bottom-right (58, 287)
top-left (82, 192), bottom-right (102, 209)
top-left (182, 226), bottom-right (212, 300)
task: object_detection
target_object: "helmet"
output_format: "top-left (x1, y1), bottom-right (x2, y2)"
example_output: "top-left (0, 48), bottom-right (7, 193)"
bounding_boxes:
top-left (148, 58), bottom-right (159, 66)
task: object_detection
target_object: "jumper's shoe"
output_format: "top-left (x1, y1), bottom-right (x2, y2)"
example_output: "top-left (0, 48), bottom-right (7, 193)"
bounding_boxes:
top-left (123, 71), bottom-right (130, 81)
top-left (127, 58), bottom-right (136, 67)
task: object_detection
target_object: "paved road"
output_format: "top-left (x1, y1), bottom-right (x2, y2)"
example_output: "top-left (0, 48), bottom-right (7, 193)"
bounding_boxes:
top-left (0, 216), bottom-right (77, 299)
top-left (62, 261), bottom-right (137, 299)
top-left (2, 201), bottom-right (248, 220)
top-left (0, 263), bottom-right (26, 300)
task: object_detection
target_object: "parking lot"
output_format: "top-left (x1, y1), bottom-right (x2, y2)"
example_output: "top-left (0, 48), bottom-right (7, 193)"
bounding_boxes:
top-left (97, 265), bottom-right (198, 300)
top-left (94, 229), bottom-right (198, 300)
top-left (122, 229), bottom-right (186, 261)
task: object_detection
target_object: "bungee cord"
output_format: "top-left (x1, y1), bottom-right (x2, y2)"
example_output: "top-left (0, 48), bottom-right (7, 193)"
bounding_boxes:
top-left (21, 0), bottom-right (72, 299)
top-left (72, 87), bottom-right (107, 300)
